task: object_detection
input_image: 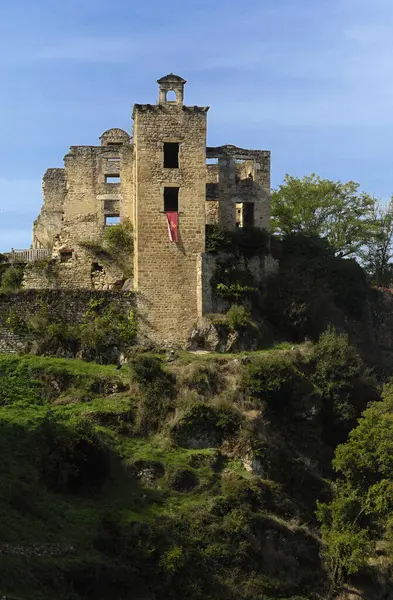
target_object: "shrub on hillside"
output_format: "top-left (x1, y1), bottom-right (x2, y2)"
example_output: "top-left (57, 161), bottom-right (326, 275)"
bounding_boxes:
top-left (317, 383), bottom-right (393, 587)
top-left (1, 265), bottom-right (24, 292)
top-left (311, 327), bottom-right (378, 447)
top-left (183, 363), bottom-right (222, 397)
top-left (241, 353), bottom-right (313, 422)
top-left (35, 415), bottom-right (110, 493)
top-left (171, 402), bottom-right (241, 448)
top-left (130, 355), bottom-right (176, 433)
top-left (226, 304), bottom-right (253, 331)
top-left (265, 233), bottom-right (369, 342)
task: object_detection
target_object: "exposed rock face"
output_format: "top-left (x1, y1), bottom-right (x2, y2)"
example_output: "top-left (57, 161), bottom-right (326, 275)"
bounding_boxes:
top-left (188, 317), bottom-right (261, 353)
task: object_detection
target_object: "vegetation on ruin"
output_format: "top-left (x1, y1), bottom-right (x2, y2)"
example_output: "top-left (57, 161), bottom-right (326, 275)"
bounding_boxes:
top-left (5, 296), bottom-right (137, 362)
top-left (25, 257), bottom-right (60, 280)
top-left (79, 219), bottom-right (134, 279)
top-left (0, 265), bottom-right (24, 292)
top-left (103, 218), bottom-right (133, 254)
top-left (205, 224), bottom-right (269, 256)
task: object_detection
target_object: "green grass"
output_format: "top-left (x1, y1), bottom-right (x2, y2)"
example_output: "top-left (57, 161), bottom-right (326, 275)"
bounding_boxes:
top-left (0, 352), bottom-right (326, 600)
top-left (176, 342), bottom-right (299, 364)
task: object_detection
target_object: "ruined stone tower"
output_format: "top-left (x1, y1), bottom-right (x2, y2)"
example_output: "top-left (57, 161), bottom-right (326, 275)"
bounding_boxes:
top-left (26, 74), bottom-right (274, 347)
top-left (133, 74), bottom-right (208, 345)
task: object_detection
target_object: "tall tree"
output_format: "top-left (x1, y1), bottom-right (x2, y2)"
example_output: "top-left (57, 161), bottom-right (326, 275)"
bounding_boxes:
top-left (360, 198), bottom-right (393, 287)
top-left (271, 174), bottom-right (376, 258)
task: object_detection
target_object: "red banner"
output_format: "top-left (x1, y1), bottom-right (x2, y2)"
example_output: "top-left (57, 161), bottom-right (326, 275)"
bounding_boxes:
top-left (165, 211), bottom-right (178, 243)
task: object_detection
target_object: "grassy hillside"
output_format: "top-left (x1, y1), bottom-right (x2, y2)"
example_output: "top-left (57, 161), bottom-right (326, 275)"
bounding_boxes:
top-left (0, 336), bottom-right (382, 599)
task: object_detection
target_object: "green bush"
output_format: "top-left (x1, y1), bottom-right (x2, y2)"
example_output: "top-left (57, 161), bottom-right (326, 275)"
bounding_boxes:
top-left (130, 355), bottom-right (176, 433)
top-left (80, 301), bottom-right (137, 361)
top-left (1, 266), bottom-right (24, 291)
top-left (311, 327), bottom-right (378, 435)
top-left (183, 363), bottom-right (222, 397)
top-left (226, 304), bottom-right (253, 331)
top-left (213, 260), bottom-right (258, 302)
top-left (205, 224), bottom-right (269, 257)
top-left (35, 415), bottom-right (110, 493)
top-left (205, 225), bottom-right (233, 253)
top-left (130, 355), bottom-right (175, 398)
top-left (104, 219), bottom-right (133, 254)
top-left (241, 353), bottom-right (313, 422)
top-left (172, 402), bottom-right (241, 448)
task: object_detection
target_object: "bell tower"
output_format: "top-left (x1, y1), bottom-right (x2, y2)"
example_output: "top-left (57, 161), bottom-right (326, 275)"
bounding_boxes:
top-left (132, 74), bottom-right (209, 346)
top-left (157, 73), bottom-right (186, 106)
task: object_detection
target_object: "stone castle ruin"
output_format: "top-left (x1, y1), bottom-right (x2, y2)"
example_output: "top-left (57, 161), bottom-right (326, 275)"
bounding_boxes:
top-left (7, 74), bottom-right (275, 346)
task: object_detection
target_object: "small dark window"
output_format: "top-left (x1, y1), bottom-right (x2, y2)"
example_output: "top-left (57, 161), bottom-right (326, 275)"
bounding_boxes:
top-left (243, 203), bottom-right (255, 229)
top-left (105, 175), bottom-right (120, 184)
top-left (104, 199), bottom-right (116, 212)
top-left (164, 143), bottom-right (179, 168)
top-left (60, 251), bottom-right (73, 263)
top-left (164, 187), bottom-right (179, 212)
top-left (107, 142), bottom-right (123, 147)
top-left (91, 262), bottom-right (104, 272)
top-left (105, 215), bottom-right (120, 226)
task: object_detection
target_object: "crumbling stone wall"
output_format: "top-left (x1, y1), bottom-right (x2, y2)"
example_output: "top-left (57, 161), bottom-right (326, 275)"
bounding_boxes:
top-left (31, 129), bottom-right (134, 289)
top-left (22, 249), bottom-right (125, 291)
top-left (0, 290), bottom-right (134, 355)
top-left (206, 146), bottom-right (271, 232)
top-left (205, 164), bottom-right (219, 225)
top-left (33, 168), bottom-right (66, 249)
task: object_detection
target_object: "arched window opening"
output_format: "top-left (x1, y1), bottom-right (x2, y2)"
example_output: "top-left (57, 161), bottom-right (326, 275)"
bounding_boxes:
top-left (166, 89), bottom-right (177, 102)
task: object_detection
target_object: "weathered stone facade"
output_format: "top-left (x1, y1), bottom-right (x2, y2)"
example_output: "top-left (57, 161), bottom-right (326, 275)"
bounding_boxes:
top-left (26, 74), bottom-right (274, 346)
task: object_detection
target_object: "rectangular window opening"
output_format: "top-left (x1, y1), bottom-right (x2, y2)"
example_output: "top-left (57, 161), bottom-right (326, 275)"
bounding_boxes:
top-left (105, 175), bottom-right (120, 184)
top-left (164, 187), bottom-right (179, 212)
top-left (105, 215), bottom-right (120, 226)
top-left (236, 203), bottom-right (254, 229)
top-left (164, 142), bottom-right (179, 168)
top-left (60, 251), bottom-right (73, 263)
top-left (206, 158), bottom-right (218, 165)
top-left (104, 199), bottom-right (117, 212)
top-left (107, 142), bottom-right (123, 148)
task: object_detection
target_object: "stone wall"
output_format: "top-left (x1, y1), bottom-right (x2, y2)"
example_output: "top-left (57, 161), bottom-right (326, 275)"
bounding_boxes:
top-left (31, 129), bottom-right (134, 290)
top-left (199, 251), bottom-right (278, 315)
top-left (33, 168), bottom-right (66, 249)
top-left (23, 241), bottom-right (126, 291)
top-left (206, 145), bottom-right (271, 232)
top-left (0, 290), bottom-right (134, 355)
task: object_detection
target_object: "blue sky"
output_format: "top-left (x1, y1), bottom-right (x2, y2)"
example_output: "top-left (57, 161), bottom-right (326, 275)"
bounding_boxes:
top-left (1, 0), bottom-right (392, 251)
